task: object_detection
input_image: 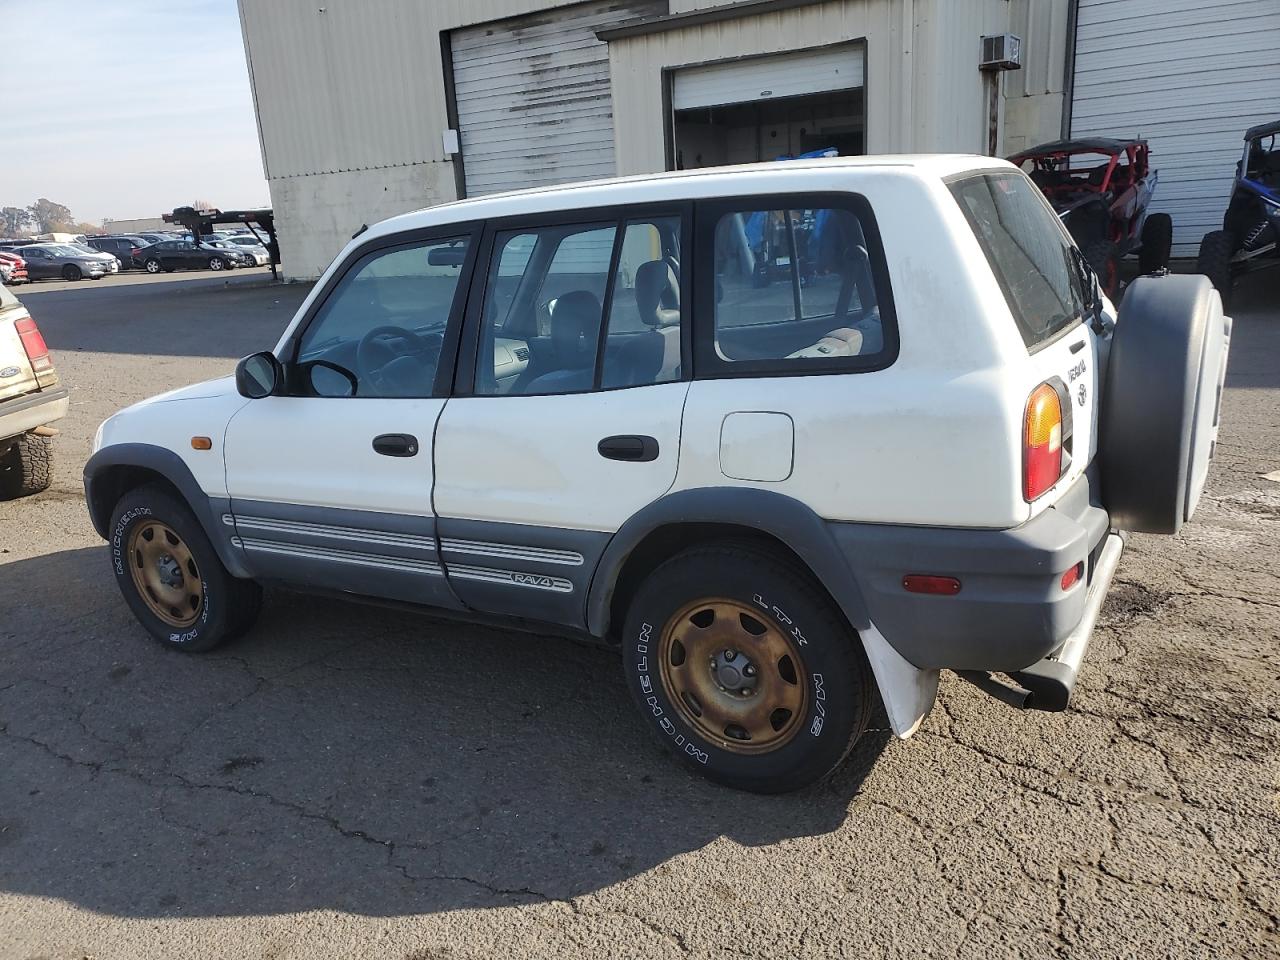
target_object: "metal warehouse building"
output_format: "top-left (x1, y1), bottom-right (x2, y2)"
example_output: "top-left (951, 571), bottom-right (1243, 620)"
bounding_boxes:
top-left (237, 0), bottom-right (1280, 279)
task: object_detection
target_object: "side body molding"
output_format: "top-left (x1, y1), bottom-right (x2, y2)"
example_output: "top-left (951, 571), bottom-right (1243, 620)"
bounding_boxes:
top-left (585, 486), bottom-right (873, 639)
top-left (83, 442), bottom-right (251, 578)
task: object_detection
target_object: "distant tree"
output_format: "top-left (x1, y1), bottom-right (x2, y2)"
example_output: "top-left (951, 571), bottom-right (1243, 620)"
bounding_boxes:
top-left (27, 198), bottom-right (75, 234)
top-left (1, 206), bottom-right (32, 235)
top-left (72, 221), bottom-right (101, 236)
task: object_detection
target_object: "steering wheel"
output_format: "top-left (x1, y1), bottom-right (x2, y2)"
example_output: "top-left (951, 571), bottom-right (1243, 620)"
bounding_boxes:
top-left (355, 325), bottom-right (439, 393)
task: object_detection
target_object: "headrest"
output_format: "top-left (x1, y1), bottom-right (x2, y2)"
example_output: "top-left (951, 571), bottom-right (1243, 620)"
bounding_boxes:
top-left (550, 290), bottom-right (601, 364)
top-left (635, 260), bottom-right (680, 328)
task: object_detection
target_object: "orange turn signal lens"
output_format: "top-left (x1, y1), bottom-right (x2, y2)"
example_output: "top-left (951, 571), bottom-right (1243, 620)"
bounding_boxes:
top-left (1024, 383), bottom-right (1063, 501)
top-left (191, 436), bottom-right (212, 450)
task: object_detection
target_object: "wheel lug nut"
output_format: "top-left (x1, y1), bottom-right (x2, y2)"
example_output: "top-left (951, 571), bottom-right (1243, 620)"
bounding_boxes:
top-left (744, 665), bottom-right (756, 677)
top-left (723, 650), bottom-right (736, 661)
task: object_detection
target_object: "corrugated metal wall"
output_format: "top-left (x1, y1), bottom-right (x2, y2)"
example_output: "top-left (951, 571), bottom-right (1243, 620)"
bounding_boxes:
top-left (1070, 0), bottom-right (1280, 255)
top-left (452, 1), bottom-right (663, 195)
top-left (238, 0), bottom-right (1069, 277)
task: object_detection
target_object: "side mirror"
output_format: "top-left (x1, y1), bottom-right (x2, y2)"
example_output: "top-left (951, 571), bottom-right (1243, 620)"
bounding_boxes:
top-left (235, 351), bottom-right (282, 399)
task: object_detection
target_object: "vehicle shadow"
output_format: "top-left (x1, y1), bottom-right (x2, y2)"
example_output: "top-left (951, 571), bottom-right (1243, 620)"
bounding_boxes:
top-left (16, 275), bottom-right (313, 360)
top-left (0, 546), bottom-right (890, 920)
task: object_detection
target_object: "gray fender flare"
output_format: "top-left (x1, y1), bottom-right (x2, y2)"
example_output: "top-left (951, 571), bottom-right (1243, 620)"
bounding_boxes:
top-left (83, 442), bottom-right (251, 578)
top-left (584, 486), bottom-right (872, 639)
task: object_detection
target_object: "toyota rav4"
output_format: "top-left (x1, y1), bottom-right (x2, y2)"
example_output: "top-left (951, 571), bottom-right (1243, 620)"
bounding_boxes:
top-left (84, 156), bottom-right (1231, 793)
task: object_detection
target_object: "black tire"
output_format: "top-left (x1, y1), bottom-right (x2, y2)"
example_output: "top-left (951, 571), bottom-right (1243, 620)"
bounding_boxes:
top-left (209, 257), bottom-right (227, 271)
top-left (621, 543), bottom-right (875, 793)
top-left (61, 264), bottom-right (82, 281)
top-left (1083, 238), bottom-right (1120, 298)
top-left (1138, 212), bottom-right (1173, 274)
top-left (144, 258), bottom-right (162, 274)
top-left (0, 432), bottom-right (53, 499)
top-left (108, 484), bottom-right (262, 652)
top-left (1196, 229), bottom-right (1236, 311)
top-left (1100, 274), bottom-right (1231, 535)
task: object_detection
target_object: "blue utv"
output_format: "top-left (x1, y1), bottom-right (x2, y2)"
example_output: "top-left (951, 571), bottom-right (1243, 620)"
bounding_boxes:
top-left (1197, 119), bottom-right (1280, 309)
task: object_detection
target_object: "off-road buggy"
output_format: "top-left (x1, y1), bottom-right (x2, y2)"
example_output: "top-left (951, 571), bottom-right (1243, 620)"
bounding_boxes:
top-left (1009, 138), bottom-right (1172, 295)
top-left (1197, 119), bottom-right (1280, 309)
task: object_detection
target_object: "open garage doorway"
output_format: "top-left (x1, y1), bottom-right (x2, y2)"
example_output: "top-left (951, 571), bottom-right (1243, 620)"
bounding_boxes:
top-left (668, 44), bottom-right (865, 170)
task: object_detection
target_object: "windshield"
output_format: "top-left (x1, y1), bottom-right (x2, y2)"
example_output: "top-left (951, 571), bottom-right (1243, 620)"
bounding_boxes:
top-left (949, 171), bottom-right (1087, 349)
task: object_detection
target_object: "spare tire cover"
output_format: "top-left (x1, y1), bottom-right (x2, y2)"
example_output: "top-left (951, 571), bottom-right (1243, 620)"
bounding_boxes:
top-left (1100, 274), bottom-right (1231, 534)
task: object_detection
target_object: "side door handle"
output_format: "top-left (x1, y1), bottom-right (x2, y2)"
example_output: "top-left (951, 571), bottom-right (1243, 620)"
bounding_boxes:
top-left (598, 435), bottom-right (659, 462)
top-left (373, 433), bottom-right (419, 457)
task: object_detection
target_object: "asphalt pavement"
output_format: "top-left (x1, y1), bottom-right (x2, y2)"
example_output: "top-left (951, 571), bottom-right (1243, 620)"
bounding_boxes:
top-left (0, 268), bottom-right (1277, 959)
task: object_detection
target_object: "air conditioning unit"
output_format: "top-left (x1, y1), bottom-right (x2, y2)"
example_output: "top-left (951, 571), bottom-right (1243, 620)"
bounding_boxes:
top-left (980, 34), bottom-right (1022, 72)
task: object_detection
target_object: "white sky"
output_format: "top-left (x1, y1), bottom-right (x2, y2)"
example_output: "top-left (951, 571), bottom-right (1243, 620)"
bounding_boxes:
top-left (2, 0), bottom-right (269, 224)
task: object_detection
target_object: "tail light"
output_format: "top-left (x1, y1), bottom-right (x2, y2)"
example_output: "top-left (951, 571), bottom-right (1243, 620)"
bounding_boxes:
top-left (1024, 382), bottom-right (1064, 501)
top-left (15, 316), bottom-right (52, 374)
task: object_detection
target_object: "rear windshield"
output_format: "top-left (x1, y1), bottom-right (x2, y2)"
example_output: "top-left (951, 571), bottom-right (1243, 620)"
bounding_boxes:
top-left (949, 171), bottom-right (1086, 349)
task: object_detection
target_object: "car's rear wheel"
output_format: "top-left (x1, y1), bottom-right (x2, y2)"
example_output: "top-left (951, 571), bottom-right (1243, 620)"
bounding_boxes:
top-left (621, 543), bottom-right (875, 793)
top-left (109, 484), bottom-right (262, 652)
top-left (1083, 238), bottom-right (1120, 298)
top-left (1100, 274), bottom-right (1231, 535)
top-left (144, 258), bottom-right (161, 274)
top-left (61, 264), bottom-right (82, 281)
top-left (1138, 212), bottom-right (1173, 274)
top-left (0, 432), bottom-right (53, 499)
top-left (1196, 229), bottom-right (1236, 311)
top-left (209, 257), bottom-right (225, 271)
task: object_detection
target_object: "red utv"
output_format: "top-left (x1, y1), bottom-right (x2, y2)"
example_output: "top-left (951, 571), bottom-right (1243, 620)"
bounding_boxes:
top-left (1008, 138), bottom-right (1172, 296)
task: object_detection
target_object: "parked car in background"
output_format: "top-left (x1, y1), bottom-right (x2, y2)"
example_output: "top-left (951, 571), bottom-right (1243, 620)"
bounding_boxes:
top-left (221, 235), bottom-right (271, 265)
top-left (1008, 138), bottom-right (1172, 296)
top-left (86, 236), bottom-right (149, 270)
top-left (1198, 119), bottom-right (1280, 310)
top-left (137, 239), bottom-right (239, 274)
top-left (0, 283), bottom-right (65, 498)
top-left (201, 238), bottom-right (262, 266)
top-left (0, 251), bottom-right (28, 285)
top-left (1, 243), bottom-right (109, 281)
top-left (70, 243), bottom-right (120, 274)
top-left (135, 233), bottom-right (177, 246)
top-left (84, 157), bottom-right (1231, 793)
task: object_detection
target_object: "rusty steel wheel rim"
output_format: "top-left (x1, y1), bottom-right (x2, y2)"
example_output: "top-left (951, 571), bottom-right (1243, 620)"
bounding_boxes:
top-left (658, 597), bottom-right (809, 755)
top-left (127, 521), bottom-right (203, 628)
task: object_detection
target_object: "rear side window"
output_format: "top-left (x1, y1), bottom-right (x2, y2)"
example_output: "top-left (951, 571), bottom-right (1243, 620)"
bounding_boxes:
top-left (696, 195), bottom-right (896, 376)
top-left (949, 172), bottom-right (1086, 349)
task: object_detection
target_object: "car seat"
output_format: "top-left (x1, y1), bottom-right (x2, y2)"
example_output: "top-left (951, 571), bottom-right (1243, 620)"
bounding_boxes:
top-left (604, 260), bottom-right (682, 388)
top-left (523, 290), bottom-right (602, 394)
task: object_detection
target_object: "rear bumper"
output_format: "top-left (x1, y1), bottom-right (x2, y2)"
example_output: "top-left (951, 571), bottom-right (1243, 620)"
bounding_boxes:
top-left (829, 470), bottom-right (1112, 672)
top-left (0, 385), bottom-right (70, 443)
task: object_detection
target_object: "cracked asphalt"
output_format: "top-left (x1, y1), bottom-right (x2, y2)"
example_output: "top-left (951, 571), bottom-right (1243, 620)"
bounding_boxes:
top-left (1, 268), bottom-right (1278, 959)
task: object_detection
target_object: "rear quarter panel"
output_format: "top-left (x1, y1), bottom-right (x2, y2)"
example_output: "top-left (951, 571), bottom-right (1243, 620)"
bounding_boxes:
top-left (675, 170), bottom-right (1038, 529)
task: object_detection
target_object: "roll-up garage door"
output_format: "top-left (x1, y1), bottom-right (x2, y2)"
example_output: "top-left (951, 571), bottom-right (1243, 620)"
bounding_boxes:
top-left (672, 45), bottom-right (865, 111)
top-left (450, 1), bottom-right (663, 197)
top-left (1070, 0), bottom-right (1280, 255)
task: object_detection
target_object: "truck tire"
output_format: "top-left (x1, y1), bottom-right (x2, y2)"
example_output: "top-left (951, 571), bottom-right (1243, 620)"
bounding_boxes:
top-left (1138, 213), bottom-right (1173, 274)
top-left (620, 542), bottom-right (875, 793)
top-left (0, 432), bottom-right (53, 499)
top-left (1100, 274), bottom-right (1231, 534)
top-left (1196, 230), bottom-right (1236, 311)
top-left (1083, 238), bottom-right (1120, 297)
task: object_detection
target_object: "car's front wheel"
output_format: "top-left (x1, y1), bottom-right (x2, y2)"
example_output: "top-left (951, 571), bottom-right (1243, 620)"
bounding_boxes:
top-left (108, 484), bottom-right (262, 652)
top-left (209, 257), bottom-right (225, 271)
top-left (61, 264), bottom-right (82, 281)
top-left (144, 258), bottom-right (162, 274)
top-left (621, 543), bottom-right (875, 793)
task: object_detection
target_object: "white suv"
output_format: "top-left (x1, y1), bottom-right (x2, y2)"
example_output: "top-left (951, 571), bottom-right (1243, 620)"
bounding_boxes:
top-left (85, 156), bottom-right (1230, 792)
